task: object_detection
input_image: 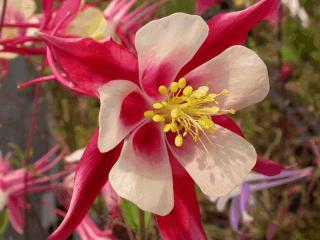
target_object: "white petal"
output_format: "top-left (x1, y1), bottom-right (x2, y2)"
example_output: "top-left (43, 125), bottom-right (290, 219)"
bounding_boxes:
top-left (168, 125), bottom-right (257, 198)
top-left (109, 123), bottom-right (173, 215)
top-left (135, 13), bottom-right (208, 97)
top-left (186, 45), bottom-right (269, 110)
top-left (64, 148), bottom-right (85, 163)
top-left (66, 7), bottom-right (115, 39)
top-left (0, 190), bottom-right (7, 211)
top-left (7, 0), bottom-right (36, 18)
top-left (242, 210), bottom-right (254, 223)
top-left (98, 80), bottom-right (146, 153)
top-left (210, 185), bottom-right (242, 212)
top-left (63, 173), bottom-right (75, 190)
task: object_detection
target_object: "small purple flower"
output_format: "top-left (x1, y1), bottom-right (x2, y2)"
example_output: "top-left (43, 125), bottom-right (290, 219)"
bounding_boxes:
top-left (210, 167), bottom-right (313, 236)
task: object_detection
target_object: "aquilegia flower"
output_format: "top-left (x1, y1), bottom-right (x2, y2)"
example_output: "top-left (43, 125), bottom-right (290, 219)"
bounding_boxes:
top-left (19, 0), bottom-right (165, 90)
top-left (0, 146), bottom-right (72, 234)
top-left (41, 0), bottom-right (164, 46)
top-left (37, 0), bottom-right (282, 239)
top-left (96, 13), bottom-right (270, 216)
top-left (211, 167), bottom-right (313, 236)
top-left (0, 0), bottom-right (40, 58)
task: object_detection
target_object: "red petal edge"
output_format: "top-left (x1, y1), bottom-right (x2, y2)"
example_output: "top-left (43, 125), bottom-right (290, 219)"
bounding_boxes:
top-left (156, 153), bottom-right (207, 240)
top-left (48, 129), bottom-right (122, 240)
top-left (180, 0), bottom-right (280, 76)
top-left (42, 34), bottom-right (139, 97)
top-left (253, 156), bottom-right (285, 176)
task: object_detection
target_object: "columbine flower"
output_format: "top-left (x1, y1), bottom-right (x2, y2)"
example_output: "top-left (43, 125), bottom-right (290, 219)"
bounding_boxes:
top-left (0, 147), bottom-right (72, 234)
top-left (211, 167), bottom-right (313, 236)
top-left (41, 0), bottom-right (164, 46)
top-left (0, 0), bottom-right (41, 58)
top-left (97, 12), bottom-right (270, 215)
top-left (42, 1), bottom-right (282, 239)
top-left (19, 0), bottom-right (165, 90)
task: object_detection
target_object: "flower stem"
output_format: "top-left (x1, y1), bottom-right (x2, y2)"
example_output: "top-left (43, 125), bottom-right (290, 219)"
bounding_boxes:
top-left (139, 208), bottom-right (146, 240)
top-left (0, 0), bottom-right (7, 37)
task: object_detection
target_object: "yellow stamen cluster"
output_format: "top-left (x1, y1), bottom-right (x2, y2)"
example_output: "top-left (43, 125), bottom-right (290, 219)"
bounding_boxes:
top-left (144, 78), bottom-right (235, 148)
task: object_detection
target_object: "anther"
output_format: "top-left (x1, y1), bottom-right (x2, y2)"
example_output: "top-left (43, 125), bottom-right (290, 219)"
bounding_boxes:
top-left (171, 108), bottom-right (180, 118)
top-left (159, 85), bottom-right (168, 95)
top-left (153, 102), bottom-right (164, 109)
top-left (170, 82), bottom-right (179, 93)
top-left (163, 124), bottom-right (171, 133)
top-left (178, 78), bottom-right (187, 89)
top-left (144, 110), bottom-right (155, 118)
top-left (175, 135), bottom-right (183, 147)
top-left (144, 77), bottom-right (234, 149)
top-left (170, 123), bottom-right (178, 132)
top-left (183, 86), bottom-right (193, 96)
top-left (152, 114), bottom-right (165, 122)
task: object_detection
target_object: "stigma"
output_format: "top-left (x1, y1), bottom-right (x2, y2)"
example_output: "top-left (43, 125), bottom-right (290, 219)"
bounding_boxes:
top-left (144, 78), bottom-right (235, 148)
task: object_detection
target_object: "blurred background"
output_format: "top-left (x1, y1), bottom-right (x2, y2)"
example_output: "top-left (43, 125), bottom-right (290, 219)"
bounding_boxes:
top-left (0, 0), bottom-right (319, 239)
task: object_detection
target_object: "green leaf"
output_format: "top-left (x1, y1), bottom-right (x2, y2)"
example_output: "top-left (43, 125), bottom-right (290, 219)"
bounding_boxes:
top-left (121, 199), bottom-right (151, 231)
top-left (0, 209), bottom-right (9, 236)
top-left (281, 45), bottom-right (300, 64)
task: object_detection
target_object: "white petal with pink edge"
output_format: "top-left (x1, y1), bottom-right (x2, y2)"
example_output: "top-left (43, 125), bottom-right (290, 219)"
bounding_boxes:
top-left (135, 13), bottom-right (208, 98)
top-left (168, 125), bottom-right (257, 198)
top-left (98, 80), bottom-right (147, 153)
top-left (109, 122), bottom-right (173, 215)
top-left (186, 45), bottom-right (269, 110)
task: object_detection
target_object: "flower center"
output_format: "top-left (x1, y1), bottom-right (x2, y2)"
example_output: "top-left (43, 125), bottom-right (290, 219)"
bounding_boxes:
top-left (144, 78), bottom-right (235, 148)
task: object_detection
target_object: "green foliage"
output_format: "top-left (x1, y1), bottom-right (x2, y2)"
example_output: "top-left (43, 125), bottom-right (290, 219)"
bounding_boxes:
top-left (7, 143), bottom-right (31, 168)
top-left (42, 1), bottom-right (320, 239)
top-left (161, 0), bottom-right (195, 14)
top-left (0, 209), bottom-right (9, 238)
top-left (121, 199), bottom-right (151, 231)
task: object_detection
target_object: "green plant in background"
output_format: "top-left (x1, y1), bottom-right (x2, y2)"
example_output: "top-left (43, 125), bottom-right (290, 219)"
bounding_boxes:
top-left (1, 0), bottom-right (319, 239)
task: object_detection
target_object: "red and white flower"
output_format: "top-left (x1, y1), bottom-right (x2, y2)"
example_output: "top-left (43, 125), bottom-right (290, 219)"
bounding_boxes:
top-left (0, 0), bottom-right (41, 58)
top-left (41, 0), bottom-right (164, 47)
top-left (96, 12), bottom-right (269, 215)
top-left (44, 1), bottom-right (283, 239)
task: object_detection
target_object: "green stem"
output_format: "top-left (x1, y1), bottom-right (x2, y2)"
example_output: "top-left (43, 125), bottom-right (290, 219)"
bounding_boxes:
top-left (139, 209), bottom-right (146, 240)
